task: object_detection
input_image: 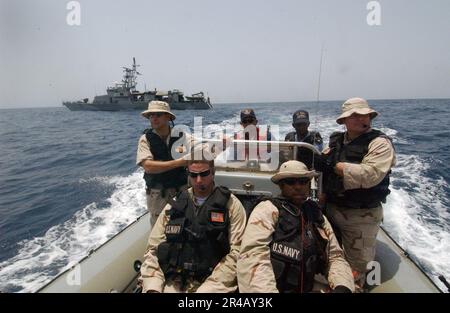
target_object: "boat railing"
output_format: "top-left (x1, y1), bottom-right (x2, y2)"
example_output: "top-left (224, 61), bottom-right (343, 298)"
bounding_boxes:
top-left (191, 139), bottom-right (321, 169)
top-left (193, 138), bottom-right (321, 154)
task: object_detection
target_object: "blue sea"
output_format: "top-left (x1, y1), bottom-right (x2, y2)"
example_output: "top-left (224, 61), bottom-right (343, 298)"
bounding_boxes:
top-left (0, 99), bottom-right (449, 292)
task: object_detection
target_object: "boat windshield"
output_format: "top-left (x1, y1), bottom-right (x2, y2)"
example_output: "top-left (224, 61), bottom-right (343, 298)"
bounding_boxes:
top-left (193, 139), bottom-right (322, 173)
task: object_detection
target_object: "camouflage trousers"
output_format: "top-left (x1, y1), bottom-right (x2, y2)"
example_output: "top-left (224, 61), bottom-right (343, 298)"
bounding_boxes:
top-left (138, 276), bottom-right (201, 293)
top-left (326, 203), bottom-right (383, 275)
top-left (146, 185), bottom-right (186, 228)
top-left (158, 277), bottom-right (202, 293)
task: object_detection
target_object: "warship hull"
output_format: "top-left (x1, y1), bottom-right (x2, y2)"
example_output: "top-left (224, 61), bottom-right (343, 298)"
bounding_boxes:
top-left (63, 99), bottom-right (211, 111)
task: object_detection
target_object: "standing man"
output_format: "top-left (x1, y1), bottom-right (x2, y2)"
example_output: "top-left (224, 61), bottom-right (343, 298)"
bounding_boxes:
top-left (140, 155), bottom-right (247, 293)
top-left (323, 97), bottom-right (396, 289)
top-left (285, 110), bottom-right (323, 169)
top-left (237, 161), bottom-right (354, 293)
top-left (136, 100), bottom-right (190, 227)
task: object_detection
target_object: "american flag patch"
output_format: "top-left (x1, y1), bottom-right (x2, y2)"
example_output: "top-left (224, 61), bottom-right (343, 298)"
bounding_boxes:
top-left (210, 212), bottom-right (224, 223)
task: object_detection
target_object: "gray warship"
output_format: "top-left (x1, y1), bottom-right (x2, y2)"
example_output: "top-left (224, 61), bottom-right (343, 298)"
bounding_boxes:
top-left (63, 58), bottom-right (212, 111)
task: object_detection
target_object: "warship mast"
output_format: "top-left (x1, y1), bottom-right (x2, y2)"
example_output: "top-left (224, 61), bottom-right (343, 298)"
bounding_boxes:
top-left (122, 57), bottom-right (141, 93)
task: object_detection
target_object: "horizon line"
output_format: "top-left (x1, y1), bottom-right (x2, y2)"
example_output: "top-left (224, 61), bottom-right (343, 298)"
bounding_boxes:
top-left (1, 97), bottom-right (450, 110)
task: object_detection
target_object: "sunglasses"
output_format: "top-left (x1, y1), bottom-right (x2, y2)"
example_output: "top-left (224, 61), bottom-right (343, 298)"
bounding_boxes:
top-left (188, 169), bottom-right (211, 178)
top-left (149, 112), bottom-right (165, 118)
top-left (281, 177), bottom-right (311, 186)
top-left (241, 118), bottom-right (255, 124)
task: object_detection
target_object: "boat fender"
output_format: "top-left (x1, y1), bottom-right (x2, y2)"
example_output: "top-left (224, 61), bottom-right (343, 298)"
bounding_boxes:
top-left (438, 275), bottom-right (450, 293)
top-left (133, 260), bottom-right (142, 273)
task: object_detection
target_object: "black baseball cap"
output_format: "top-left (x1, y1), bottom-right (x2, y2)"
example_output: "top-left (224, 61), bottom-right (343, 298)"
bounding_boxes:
top-left (292, 110), bottom-right (310, 124)
top-left (240, 108), bottom-right (256, 121)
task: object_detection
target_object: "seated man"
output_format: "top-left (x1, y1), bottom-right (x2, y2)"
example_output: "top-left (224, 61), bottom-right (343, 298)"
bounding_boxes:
top-left (237, 160), bottom-right (354, 293)
top-left (140, 153), bottom-right (247, 293)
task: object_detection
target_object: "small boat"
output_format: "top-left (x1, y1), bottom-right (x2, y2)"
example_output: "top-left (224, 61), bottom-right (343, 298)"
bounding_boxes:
top-left (38, 141), bottom-right (442, 293)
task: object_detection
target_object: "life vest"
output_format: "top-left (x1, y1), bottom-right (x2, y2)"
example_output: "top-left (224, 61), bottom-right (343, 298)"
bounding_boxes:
top-left (285, 131), bottom-right (322, 169)
top-left (233, 126), bottom-right (272, 161)
top-left (267, 198), bottom-right (328, 293)
top-left (156, 187), bottom-right (231, 284)
top-left (143, 128), bottom-right (187, 189)
top-left (324, 129), bottom-right (392, 209)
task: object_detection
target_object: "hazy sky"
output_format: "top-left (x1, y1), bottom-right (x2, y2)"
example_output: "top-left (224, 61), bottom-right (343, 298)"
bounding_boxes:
top-left (1, 0), bottom-right (449, 108)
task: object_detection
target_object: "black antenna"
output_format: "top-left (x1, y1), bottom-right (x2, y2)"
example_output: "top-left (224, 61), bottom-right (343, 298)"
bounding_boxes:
top-left (311, 43), bottom-right (324, 201)
top-left (312, 43), bottom-right (324, 165)
top-left (316, 44), bottom-right (324, 105)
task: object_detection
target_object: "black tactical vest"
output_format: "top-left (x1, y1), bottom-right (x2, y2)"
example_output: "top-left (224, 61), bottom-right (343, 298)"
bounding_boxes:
top-left (268, 198), bottom-right (328, 293)
top-left (143, 129), bottom-right (188, 189)
top-left (156, 187), bottom-right (231, 284)
top-left (285, 131), bottom-right (322, 169)
top-left (325, 129), bottom-right (392, 209)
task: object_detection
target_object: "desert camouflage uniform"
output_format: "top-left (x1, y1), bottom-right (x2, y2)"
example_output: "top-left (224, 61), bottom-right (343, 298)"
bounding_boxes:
top-left (136, 130), bottom-right (192, 227)
top-left (326, 134), bottom-right (396, 279)
top-left (237, 200), bottom-right (355, 293)
top-left (140, 188), bottom-right (247, 293)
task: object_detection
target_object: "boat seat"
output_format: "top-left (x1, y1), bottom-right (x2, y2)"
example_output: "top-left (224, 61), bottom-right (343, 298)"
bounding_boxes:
top-left (234, 193), bottom-right (262, 220)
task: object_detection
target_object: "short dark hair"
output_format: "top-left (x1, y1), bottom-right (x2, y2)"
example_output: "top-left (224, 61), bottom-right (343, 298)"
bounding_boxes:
top-left (186, 145), bottom-right (215, 168)
top-left (187, 159), bottom-right (215, 176)
top-left (187, 147), bottom-right (215, 169)
top-left (187, 158), bottom-right (215, 169)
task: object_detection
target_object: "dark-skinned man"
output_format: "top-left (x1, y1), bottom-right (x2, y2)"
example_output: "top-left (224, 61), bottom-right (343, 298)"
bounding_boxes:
top-left (285, 110), bottom-right (323, 169)
top-left (237, 160), bottom-right (354, 293)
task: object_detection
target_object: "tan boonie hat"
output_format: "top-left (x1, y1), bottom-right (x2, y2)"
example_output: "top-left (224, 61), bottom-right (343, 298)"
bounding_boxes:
top-left (336, 97), bottom-right (378, 124)
top-left (141, 101), bottom-right (176, 120)
top-left (271, 160), bottom-right (318, 183)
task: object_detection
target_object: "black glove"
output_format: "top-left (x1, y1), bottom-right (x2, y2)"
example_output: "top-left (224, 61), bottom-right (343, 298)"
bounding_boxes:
top-left (331, 285), bottom-right (352, 293)
top-left (315, 151), bottom-right (336, 177)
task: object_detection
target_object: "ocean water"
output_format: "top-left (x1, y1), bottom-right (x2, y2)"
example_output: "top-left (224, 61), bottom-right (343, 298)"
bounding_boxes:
top-left (0, 99), bottom-right (449, 292)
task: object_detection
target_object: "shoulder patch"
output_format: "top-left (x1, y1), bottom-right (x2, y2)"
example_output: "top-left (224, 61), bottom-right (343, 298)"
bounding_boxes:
top-left (165, 224), bottom-right (182, 235)
top-left (210, 211), bottom-right (225, 223)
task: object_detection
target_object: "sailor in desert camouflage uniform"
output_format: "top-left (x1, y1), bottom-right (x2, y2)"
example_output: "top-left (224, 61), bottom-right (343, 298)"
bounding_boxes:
top-left (237, 160), bottom-right (354, 293)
